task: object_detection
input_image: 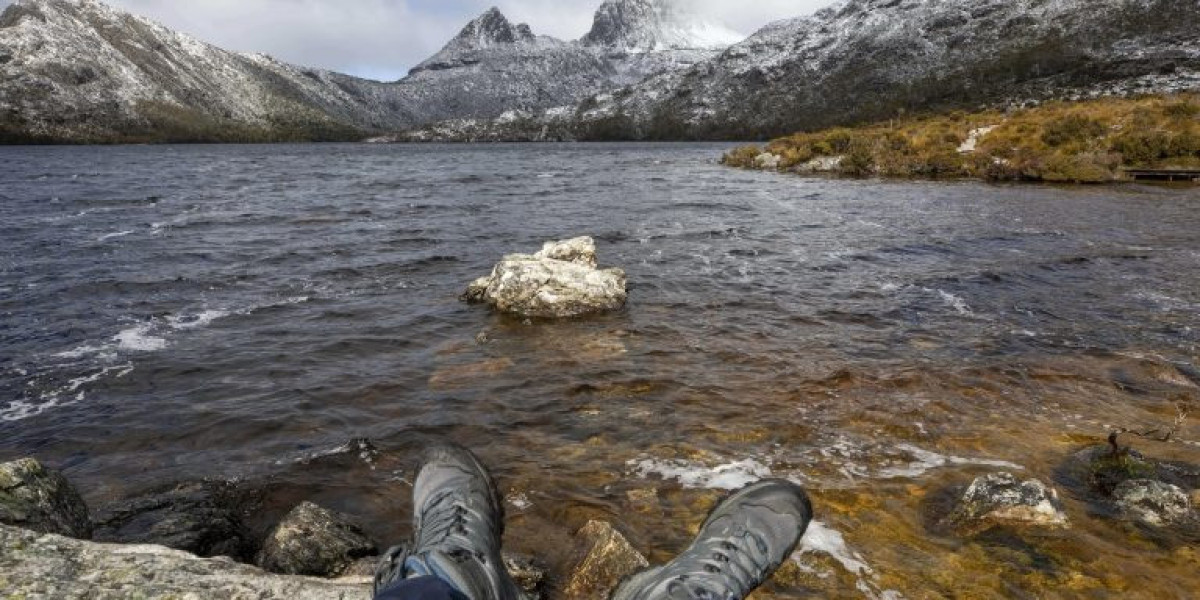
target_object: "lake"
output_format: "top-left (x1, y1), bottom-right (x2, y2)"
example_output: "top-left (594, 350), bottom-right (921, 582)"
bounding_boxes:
top-left (2, 143), bottom-right (1198, 598)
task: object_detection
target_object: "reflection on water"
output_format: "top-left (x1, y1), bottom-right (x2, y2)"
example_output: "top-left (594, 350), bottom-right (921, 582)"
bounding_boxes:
top-left (1, 143), bottom-right (1198, 598)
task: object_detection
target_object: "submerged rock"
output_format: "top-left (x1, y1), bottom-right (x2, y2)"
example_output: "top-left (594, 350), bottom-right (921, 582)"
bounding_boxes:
top-left (463, 237), bottom-right (627, 318)
top-left (563, 519), bottom-right (649, 599)
top-left (1112, 479), bottom-right (1192, 527)
top-left (0, 523), bottom-right (368, 599)
top-left (946, 472), bottom-right (1069, 534)
top-left (1075, 445), bottom-right (1157, 495)
top-left (92, 480), bottom-right (255, 562)
top-left (0, 458), bottom-right (91, 539)
top-left (258, 501), bottom-right (377, 577)
top-left (503, 553), bottom-right (548, 599)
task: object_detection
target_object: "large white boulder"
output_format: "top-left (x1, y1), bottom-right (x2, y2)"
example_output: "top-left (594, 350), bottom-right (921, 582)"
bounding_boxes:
top-left (464, 237), bottom-right (627, 318)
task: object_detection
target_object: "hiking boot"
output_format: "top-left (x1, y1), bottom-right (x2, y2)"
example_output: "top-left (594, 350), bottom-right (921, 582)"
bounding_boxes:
top-left (610, 479), bottom-right (812, 600)
top-left (374, 444), bottom-right (523, 600)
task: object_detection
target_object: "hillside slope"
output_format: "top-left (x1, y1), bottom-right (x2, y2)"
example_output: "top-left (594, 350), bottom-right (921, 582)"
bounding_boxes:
top-left (582, 0), bottom-right (1200, 139)
top-left (0, 0), bottom-right (417, 142)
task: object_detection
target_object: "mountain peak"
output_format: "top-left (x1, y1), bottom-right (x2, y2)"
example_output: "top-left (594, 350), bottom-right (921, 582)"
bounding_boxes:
top-left (452, 7), bottom-right (536, 49)
top-left (410, 6), bottom-right (538, 74)
top-left (581, 0), bottom-right (743, 52)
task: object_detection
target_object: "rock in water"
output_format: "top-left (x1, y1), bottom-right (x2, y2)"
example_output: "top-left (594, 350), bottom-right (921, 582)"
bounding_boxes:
top-left (946, 472), bottom-right (1069, 534)
top-left (258, 502), bottom-right (377, 577)
top-left (463, 237), bottom-right (627, 318)
top-left (92, 480), bottom-right (255, 561)
top-left (0, 458), bottom-right (91, 539)
top-left (563, 520), bottom-right (649, 599)
top-left (1112, 479), bottom-right (1192, 527)
top-left (0, 523), bottom-right (368, 599)
top-left (503, 553), bottom-right (548, 599)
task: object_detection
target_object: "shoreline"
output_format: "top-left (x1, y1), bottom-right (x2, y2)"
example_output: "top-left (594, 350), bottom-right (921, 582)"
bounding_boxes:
top-left (722, 92), bottom-right (1200, 185)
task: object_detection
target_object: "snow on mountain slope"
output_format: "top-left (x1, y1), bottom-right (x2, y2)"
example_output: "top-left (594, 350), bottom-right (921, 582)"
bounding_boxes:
top-left (390, 2), bottom-right (741, 126)
top-left (0, 0), bottom-right (418, 141)
top-left (411, 7), bottom-right (542, 74)
top-left (585, 0), bottom-right (1200, 139)
top-left (0, 0), bottom-right (744, 142)
top-left (7, 0), bottom-right (1194, 143)
top-left (582, 0), bottom-right (744, 51)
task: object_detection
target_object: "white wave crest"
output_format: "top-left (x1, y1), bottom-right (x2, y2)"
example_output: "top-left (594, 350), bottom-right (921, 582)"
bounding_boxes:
top-left (114, 324), bottom-right (168, 352)
top-left (627, 456), bottom-right (771, 490)
top-left (876, 444), bottom-right (1022, 479)
top-left (97, 230), bottom-right (134, 241)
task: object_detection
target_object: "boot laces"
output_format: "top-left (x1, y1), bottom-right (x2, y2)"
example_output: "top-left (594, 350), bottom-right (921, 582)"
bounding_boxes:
top-left (417, 487), bottom-right (484, 558)
top-left (669, 530), bottom-right (771, 599)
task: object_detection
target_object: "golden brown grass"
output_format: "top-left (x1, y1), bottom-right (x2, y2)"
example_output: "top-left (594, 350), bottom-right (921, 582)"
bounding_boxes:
top-left (722, 93), bottom-right (1200, 183)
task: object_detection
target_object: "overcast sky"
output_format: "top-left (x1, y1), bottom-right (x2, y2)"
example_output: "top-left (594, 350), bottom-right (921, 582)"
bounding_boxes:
top-left (1, 0), bottom-right (838, 80)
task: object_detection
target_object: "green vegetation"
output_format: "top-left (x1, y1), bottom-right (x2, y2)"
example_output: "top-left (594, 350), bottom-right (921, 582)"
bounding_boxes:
top-left (722, 93), bottom-right (1200, 183)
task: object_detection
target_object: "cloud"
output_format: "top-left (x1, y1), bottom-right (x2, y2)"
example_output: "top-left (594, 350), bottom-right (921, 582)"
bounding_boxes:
top-left (1, 0), bottom-right (838, 80)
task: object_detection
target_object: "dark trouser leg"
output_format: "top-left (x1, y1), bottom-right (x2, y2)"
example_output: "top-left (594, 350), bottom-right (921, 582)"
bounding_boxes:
top-left (373, 575), bottom-right (470, 600)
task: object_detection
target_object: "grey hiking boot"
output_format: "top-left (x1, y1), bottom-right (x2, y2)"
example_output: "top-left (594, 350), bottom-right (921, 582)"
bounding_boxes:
top-left (610, 479), bottom-right (812, 600)
top-left (373, 444), bottom-right (524, 600)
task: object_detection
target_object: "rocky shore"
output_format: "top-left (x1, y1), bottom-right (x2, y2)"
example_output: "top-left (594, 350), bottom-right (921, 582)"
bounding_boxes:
top-left (0, 457), bottom-right (656, 599)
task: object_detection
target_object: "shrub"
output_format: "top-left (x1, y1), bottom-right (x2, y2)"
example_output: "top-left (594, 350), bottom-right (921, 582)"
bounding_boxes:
top-left (1163, 100), bottom-right (1200, 119)
top-left (1041, 114), bottom-right (1107, 147)
top-left (721, 145), bottom-right (762, 168)
top-left (1111, 131), bottom-right (1174, 164)
top-left (839, 139), bottom-right (876, 176)
top-left (1040, 152), bottom-right (1119, 183)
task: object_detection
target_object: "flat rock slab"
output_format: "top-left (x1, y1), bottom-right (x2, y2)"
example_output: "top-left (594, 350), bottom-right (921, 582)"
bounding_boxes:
top-left (0, 523), bottom-right (369, 599)
top-left (464, 237), bottom-right (627, 318)
top-left (0, 458), bottom-right (91, 539)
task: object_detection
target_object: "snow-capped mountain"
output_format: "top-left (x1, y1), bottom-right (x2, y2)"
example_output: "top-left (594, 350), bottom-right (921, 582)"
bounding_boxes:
top-left (395, 1), bottom-right (738, 125)
top-left (2, 0), bottom-right (1198, 143)
top-left (582, 0), bottom-right (744, 52)
top-left (0, 0), bottom-right (416, 142)
top-left (581, 0), bottom-right (1200, 139)
top-left (0, 0), bottom-right (742, 142)
top-left (411, 8), bottom-right (541, 74)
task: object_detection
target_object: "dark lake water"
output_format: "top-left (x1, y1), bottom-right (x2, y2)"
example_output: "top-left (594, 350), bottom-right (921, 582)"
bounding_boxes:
top-left (2, 143), bottom-right (1199, 598)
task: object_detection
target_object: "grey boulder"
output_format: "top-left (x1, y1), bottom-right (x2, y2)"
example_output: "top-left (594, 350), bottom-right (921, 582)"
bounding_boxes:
top-left (0, 457), bottom-right (91, 539)
top-left (1112, 479), bottom-right (1193, 527)
top-left (464, 237), bottom-right (627, 318)
top-left (0, 522), bottom-right (368, 599)
top-left (258, 501), bottom-right (377, 577)
top-left (946, 472), bottom-right (1069, 534)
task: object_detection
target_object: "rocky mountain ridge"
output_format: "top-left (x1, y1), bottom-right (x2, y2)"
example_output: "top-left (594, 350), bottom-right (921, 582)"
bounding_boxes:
top-left (2, 0), bottom-right (1199, 143)
top-left (579, 0), bottom-right (1200, 139)
top-left (582, 0), bottom-right (744, 52)
top-left (0, 0), bottom-right (416, 142)
top-left (0, 0), bottom-right (740, 142)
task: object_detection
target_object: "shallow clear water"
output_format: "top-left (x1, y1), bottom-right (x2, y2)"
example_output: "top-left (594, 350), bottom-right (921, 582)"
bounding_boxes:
top-left (2, 143), bottom-right (1199, 598)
